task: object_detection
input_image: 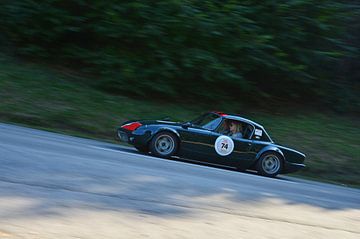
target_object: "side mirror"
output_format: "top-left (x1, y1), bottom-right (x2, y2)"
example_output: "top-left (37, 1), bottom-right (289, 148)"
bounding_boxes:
top-left (181, 122), bottom-right (192, 129)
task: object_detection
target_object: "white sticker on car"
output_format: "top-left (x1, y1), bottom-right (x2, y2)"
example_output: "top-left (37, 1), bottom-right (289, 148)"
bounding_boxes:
top-left (214, 135), bottom-right (234, 156)
top-left (255, 129), bottom-right (263, 137)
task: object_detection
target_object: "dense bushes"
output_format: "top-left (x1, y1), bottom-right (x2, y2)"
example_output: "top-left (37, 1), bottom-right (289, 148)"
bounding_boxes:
top-left (0, 0), bottom-right (358, 112)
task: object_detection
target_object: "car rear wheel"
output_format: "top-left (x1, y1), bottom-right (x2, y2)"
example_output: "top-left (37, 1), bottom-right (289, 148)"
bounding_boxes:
top-left (257, 152), bottom-right (283, 177)
top-left (150, 132), bottom-right (178, 158)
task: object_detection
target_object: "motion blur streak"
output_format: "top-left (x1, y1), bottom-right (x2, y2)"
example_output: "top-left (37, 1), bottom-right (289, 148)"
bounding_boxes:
top-left (0, 123), bottom-right (359, 239)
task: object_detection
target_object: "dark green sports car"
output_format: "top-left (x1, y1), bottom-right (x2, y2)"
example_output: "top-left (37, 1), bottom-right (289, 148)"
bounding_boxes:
top-left (116, 112), bottom-right (306, 177)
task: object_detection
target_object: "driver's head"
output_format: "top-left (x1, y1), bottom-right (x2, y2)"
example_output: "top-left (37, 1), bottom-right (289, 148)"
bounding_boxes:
top-left (229, 120), bottom-right (241, 133)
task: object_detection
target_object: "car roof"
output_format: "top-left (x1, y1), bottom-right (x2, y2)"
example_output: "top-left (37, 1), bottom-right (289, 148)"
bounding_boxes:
top-left (212, 112), bottom-right (264, 128)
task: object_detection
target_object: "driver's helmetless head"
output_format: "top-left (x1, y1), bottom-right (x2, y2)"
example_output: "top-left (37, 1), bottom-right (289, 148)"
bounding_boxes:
top-left (229, 121), bottom-right (241, 133)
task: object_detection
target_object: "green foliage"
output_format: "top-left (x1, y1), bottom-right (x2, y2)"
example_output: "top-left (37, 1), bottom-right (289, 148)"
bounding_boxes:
top-left (0, 53), bottom-right (359, 186)
top-left (0, 0), bottom-right (358, 111)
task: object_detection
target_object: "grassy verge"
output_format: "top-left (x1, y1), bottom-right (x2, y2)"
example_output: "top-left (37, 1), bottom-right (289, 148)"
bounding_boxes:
top-left (0, 53), bottom-right (359, 187)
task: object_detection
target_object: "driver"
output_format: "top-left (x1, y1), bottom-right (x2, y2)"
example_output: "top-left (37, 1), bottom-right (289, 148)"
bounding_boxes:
top-left (228, 120), bottom-right (243, 138)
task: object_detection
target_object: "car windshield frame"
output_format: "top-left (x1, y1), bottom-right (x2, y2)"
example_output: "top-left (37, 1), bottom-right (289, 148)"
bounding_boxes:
top-left (190, 113), bottom-right (223, 131)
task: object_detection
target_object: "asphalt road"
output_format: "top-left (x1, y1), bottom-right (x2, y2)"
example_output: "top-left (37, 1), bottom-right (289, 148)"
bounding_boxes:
top-left (0, 123), bottom-right (359, 239)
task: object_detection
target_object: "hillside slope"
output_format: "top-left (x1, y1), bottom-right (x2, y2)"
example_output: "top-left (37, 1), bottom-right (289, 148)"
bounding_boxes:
top-left (0, 53), bottom-right (358, 187)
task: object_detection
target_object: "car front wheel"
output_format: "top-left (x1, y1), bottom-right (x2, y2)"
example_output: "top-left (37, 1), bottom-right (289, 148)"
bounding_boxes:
top-left (150, 132), bottom-right (178, 158)
top-left (256, 152), bottom-right (283, 177)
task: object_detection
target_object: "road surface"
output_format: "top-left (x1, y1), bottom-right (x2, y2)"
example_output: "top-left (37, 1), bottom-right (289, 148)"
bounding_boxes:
top-left (0, 123), bottom-right (359, 239)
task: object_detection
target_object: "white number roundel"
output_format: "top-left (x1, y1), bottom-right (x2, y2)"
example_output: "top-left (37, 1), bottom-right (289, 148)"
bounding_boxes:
top-left (214, 135), bottom-right (234, 156)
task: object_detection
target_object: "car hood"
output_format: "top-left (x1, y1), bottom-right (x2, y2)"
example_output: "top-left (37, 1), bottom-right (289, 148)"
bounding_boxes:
top-left (138, 119), bottom-right (182, 127)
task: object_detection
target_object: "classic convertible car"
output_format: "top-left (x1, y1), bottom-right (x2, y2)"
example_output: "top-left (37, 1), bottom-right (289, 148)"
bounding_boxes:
top-left (116, 112), bottom-right (306, 177)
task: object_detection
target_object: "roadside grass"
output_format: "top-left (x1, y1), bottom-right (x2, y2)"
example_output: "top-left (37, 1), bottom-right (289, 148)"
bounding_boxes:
top-left (254, 114), bottom-right (359, 186)
top-left (0, 53), bottom-right (359, 187)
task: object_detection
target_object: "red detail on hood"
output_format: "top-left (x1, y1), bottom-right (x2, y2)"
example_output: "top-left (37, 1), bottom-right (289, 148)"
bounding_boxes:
top-left (121, 122), bottom-right (142, 131)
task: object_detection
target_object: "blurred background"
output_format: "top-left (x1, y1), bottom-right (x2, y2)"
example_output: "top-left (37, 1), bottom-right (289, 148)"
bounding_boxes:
top-left (0, 1), bottom-right (359, 186)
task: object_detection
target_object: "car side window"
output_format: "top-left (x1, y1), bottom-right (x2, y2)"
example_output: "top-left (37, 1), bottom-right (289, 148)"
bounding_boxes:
top-left (251, 127), bottom-right (271, 142)
top-left (216, 120), bottom-right (229, 134)
top-left (216, 119), bottom-right (250, 139)
top-left (242, 125), bottom-right (254, 139)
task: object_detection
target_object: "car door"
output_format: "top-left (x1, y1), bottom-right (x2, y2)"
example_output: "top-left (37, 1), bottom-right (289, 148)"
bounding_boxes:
top-left (178, 127), bottom-right (215, 161)
top-left (178, 116), bottom-right (223, 162)
top-left (212, 133), bottom-right (256, 169)
top-left (209, 121), bottom-right (257, 169)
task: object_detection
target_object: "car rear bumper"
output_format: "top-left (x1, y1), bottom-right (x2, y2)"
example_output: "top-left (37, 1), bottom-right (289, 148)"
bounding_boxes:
top-left (282, 162), bottom-right (306, 174)
top-left (116, 128), bottom-right (153, 147)
top-left (116, 129), bottom-right (135, 144)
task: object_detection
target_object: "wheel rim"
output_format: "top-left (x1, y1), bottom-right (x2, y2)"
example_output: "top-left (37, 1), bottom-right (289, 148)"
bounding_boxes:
top-left (155, 135), bottom-right (175, 155)
top-left (262, 154), bottom-right (281, 175)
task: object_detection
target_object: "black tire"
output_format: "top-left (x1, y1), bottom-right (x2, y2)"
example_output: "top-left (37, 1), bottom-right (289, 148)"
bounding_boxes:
top-left (135, 145), bottom-right (149, 153)
top-left (150, 131), bottom-right (178, 158)
top-left (256, 151), bottom-right (283, 177)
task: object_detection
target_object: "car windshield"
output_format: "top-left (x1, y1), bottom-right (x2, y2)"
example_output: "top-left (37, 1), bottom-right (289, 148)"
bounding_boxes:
top-left (191, 113), bottom-right (222, 131)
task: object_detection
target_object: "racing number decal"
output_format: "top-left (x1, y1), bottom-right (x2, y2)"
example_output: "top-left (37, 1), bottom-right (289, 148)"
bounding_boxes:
top-left (215, 135), bottom-right (234, 156)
